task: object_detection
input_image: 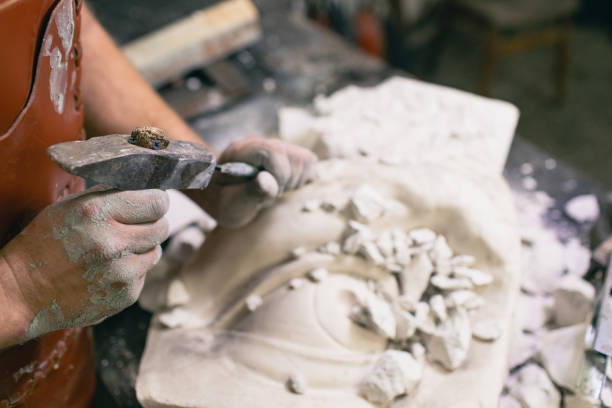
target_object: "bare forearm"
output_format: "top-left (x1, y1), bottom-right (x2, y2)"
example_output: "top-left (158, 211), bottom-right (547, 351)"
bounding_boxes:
top-left (0, 249), bottom-right (30, 349)
top-left (80, 5), bottom-right (214, 151)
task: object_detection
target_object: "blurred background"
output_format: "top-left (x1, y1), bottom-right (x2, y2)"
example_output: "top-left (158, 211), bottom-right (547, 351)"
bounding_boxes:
top-left (88, 0), bottom-right (612, 188)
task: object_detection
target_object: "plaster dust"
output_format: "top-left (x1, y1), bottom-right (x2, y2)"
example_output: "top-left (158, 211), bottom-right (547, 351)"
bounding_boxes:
top-left (136, 159), bottom-right (521, 408)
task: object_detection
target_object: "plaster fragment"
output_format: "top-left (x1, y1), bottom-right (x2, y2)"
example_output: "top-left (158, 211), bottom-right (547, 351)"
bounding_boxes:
top-left (430, 235), bottom-right (453, 262)
top-left (348, 185), bottom-right (388, 223)
top-left (391, 229), bottom-right (412, 265)
top-left (452, 266), bottom-right (493, 286)
top-left (288, 278), bottom-right (305, 290)
top-left (506, 364), bottom-right (560, 408)
top-left (287, 373), bottom-right (307, 395)
top-left (245, 295), bottom-right (263, 312)
top-left (394, 309), bottom-right (417, 341)
top-left (290, 247), bottom-right (307, 259)
top-left (166, 279), bottom-right (190, 308)
top-left (399, 252), bottom-right (434, 302)
top-left (308, 268), bottom-right (328, 282)
top-left (410, 342), bottom-right (426, 363)
top-left (342, 221), bottom-right (372, 254)
top-left (424, 307), bottom-right (471, 370)
top-left (359, 241), bottom-right (385, 265)
top-left (445, 290), bottom-right (484, 310)
top-left (413, 302), bottom-right (436, 334)
top-left (552, 275), bottom-right (595, 327)
top-left (359, 350), bottom-right (422, 406)
top-left (472, 319), bottom-right (502, 342)
top-left (408, 228), bottom-right (436, 246)
top-left (499, 394), bottom-right (522, 408)
top-left (429, 294), bottom-right (447, 322)
top-left (376, 231), bottom-right (395, 259)
top-left (158, 308), bottom-right (202, 329)
top-left (564, 194), bottom-right (600, 223)
top-left (451, 255), bottom-right (476, 267)
top-left (301, 199), bottom-right (320, 212)
top-left (350, 292), bottom-right (397, 339)
top-left (318, 241), bottom-right (341, 256)
top-left (430, 274), bottom-right (473, 291)
top-left (164, 226), bottom-right (205, 263)
top-left (537, 324), bottom-right (587, 390)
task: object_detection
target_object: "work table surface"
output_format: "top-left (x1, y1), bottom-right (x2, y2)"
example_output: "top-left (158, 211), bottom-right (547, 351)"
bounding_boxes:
top-left (88, 1), bottom-right (610, 406)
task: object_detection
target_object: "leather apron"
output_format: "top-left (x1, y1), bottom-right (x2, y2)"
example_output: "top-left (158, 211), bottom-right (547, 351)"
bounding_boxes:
top-left (0, 0), bottom-right (95, 406)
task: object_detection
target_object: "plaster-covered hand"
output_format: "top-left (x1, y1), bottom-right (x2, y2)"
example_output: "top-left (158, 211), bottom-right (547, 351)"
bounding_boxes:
top-left (0, 186), bottom-right (169, 345)
top-left (191, 136), bottom-right (318, 228)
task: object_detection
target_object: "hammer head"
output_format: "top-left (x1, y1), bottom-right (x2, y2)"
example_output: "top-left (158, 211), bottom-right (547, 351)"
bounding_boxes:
top-left (47, 134), bottom-right (217, 190)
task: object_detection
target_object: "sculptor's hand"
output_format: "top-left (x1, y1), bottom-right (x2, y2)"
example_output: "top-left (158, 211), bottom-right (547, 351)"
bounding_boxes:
top-left (0, 186), bottom-right (169, 346)
top-left (190, 136), bottom-right (317, 228)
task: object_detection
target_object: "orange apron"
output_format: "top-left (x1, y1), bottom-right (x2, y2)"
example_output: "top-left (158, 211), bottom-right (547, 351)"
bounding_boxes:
top-left (0, 0), bottom-right (95, 406)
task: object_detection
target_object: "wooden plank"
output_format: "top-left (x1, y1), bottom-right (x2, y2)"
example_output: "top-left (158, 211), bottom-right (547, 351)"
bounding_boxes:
top-left (121, 0), bottom-right (261, 87)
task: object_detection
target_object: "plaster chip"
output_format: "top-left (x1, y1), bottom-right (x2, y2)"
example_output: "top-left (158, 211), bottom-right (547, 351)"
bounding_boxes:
top-left (301, 199), bottom-right (321, 212)
top-left (394, 309), bottom-right (417, 341)
top-left (451, 255), bottom-right (476, 267)
top-left (165, 226), bottom-right (205, 262)
top-left (410, 342), bottom-right (426, 363)
top-left (396, 296), bottom-right (416, 312)
top-left (318, 241), bottom-right (341, 256)
top-left (452, 266), bottom-right (493, 287)
top-left (358, 350), bottom-right (422, 406)
top-left (564, 194), bottom-right (600, 223)
top-left (506, 364), bottom-right (561, 408)
top-left (413, 302), bottom-right (436, 334)
top-left (399, 252), bottom-right (434, 302)
top-left (348, 184), bottom-right (388, 223)
top-left (245, 295), bottom-right (263, 312)
top-left (430, 235), bottom-right (453, 263)
top-left (537, 324), bottom-right (587, 390)
top-left (430, 274), bottom-right (473, 291)
top-left (343, 221), bottom-right (373, 254)
top-left (157, 308), bottom-right (202, 329)
top-left (472, 319), bottom-right (502, 342)
top-left (498, 394), bottom-right (522, 408)
top-left (385, 262), bottom-right (403, 274)
top-left (408, 228), bottom-right (437, 246)
top-left (424, 307), bottom-right (471, 370)
top-left (552, 275), bottom-right (595, 327)
top-left (308, 268), bottom-right (328, 283)
top-left (516, 293), bottom-right (553, 333)
top-left (429, 294), bottom-right (448, 322)
top-left (445, 290), bottom-right (484, 310)
top-left (288, 278), bottom-right (305, 290)
top-left (376, 231), bottom-right (395, 259)
top-left (391, 229), bottom-right (412, 265)
top-left (166, 279), bottom-right (191, 308)
top-left (564, 237), bottom-right (592, 277)
top-left (290, 247), bottom-right (307, 259)
top-left (350, 292), bottom-right (397, 339)
top-left (359, 241), bottom-right (386, 265)
top-left (287, 373), bottom-right (307, 395)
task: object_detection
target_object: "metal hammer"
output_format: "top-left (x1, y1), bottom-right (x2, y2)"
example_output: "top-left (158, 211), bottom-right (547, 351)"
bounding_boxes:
top-left (47, 129), bottom-right (258, 191)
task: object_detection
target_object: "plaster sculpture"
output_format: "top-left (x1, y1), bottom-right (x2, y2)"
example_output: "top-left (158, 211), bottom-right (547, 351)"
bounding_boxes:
top-left (277, 77), bottom-right (520, 174)
top-left (136, 158), bottom-right (521, 408)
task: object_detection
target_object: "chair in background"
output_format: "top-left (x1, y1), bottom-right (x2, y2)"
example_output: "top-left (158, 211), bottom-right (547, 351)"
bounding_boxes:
top-left (449, 0), bottom-right (578, 100)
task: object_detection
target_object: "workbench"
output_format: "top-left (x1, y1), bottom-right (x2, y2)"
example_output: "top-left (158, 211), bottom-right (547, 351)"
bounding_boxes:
top-left (88, 1), bottom-right (611, 406)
